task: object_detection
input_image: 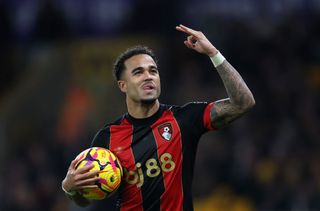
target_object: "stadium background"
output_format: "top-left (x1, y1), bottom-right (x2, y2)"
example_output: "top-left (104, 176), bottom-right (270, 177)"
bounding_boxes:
top-left (0, 0), bottom-right (320, 210)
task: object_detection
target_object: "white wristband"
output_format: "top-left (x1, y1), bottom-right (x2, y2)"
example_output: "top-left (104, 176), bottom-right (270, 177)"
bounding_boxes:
top-left (210, 51), bottom-right (226, 68)
top-left (62, 185), bottom-right (77, 196)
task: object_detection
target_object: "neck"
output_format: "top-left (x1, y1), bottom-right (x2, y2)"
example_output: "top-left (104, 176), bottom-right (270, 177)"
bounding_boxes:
top-left (126, 99), bottom-right (160, 119)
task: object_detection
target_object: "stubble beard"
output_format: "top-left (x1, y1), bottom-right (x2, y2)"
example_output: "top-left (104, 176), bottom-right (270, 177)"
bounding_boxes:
top-left (141, 98), bottom-right (157, 105)
top-left (140, 89), bottom-right (160, 105)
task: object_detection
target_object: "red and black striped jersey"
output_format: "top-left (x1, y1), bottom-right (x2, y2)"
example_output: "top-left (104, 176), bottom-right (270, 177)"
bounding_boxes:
top-left (91, 102), bottom-right (215, 211)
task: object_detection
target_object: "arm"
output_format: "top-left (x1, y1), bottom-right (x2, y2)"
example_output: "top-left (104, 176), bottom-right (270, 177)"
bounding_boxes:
top-left (61, 157), bottom-right (100, 207)
top-left (176, 24), bottom-right (255, 129)
top-left (211, 60), bottom-right (255, 128)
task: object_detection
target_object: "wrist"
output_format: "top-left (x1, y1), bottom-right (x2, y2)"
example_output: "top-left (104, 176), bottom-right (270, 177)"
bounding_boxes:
top-left (62, 184), bottom-right (77, 196)
top-left (210, 51), bottom-right (226, 67)
top-left (207, 46), bottom-right (218, 57)
top-left (208, 50), bottom-right (218, 58)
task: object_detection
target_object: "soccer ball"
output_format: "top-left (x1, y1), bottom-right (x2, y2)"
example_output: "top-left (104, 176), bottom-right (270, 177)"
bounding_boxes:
top-left (75, 147), bottom-right (123, 200)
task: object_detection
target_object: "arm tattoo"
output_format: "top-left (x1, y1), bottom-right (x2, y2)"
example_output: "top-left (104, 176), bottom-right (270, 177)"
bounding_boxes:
top-left (211, 60), bottom-right (255, 129)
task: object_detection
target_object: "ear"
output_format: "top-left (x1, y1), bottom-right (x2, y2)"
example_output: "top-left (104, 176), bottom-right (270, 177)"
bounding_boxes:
top-left (117, 80), bottom-right (127, 93)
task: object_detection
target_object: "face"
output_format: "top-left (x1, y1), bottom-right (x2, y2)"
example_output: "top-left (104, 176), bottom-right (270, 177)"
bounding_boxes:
top-left (118, 54), bottom-right (161, 104)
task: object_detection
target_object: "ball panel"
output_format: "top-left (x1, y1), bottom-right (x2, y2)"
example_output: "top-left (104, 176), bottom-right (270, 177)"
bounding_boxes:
top-left (82, 187), bottom-right (106, 200)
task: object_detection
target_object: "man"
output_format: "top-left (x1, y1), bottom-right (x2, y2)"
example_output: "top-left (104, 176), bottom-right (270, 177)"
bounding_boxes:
top-left (62, 24), bottom-right (255, 210)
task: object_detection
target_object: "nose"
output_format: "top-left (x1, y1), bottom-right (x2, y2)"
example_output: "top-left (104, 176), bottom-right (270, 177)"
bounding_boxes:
top-left (143, 71), bottom-right (153, 80)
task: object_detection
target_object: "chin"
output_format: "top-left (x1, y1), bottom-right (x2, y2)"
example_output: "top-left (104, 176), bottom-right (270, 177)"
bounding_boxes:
top-left (141, 98), bottom-right (157, 105)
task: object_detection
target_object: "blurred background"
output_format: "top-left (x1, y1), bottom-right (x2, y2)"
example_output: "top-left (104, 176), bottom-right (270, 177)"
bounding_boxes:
top-left (0, 0), bottom-right (320, 210)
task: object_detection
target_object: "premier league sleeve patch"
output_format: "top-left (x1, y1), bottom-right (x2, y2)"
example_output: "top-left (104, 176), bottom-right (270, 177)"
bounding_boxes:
top-left (158, 123), bottom-right (173, 141)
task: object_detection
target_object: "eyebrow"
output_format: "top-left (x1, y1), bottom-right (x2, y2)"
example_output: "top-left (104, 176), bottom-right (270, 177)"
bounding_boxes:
top-left (131, 65), bottom-right (158, 73)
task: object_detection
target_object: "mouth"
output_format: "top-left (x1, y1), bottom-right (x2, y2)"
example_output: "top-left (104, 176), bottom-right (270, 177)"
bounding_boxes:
top-left (142, 83), bottom-right (155, 91)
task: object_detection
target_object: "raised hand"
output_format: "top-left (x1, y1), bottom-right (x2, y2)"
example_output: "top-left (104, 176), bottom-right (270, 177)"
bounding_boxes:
top-left (176, 24), bottom-right (218, 57)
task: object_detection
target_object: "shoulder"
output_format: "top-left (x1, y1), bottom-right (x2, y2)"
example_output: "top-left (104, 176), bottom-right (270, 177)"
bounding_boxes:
top-left (90, 114), bottom-right (127, 147)
top-left (103, 114), bottom-right (127, 128)
top-left (167, 102), bottom-right (209, 113)
top-left (162, 102), bottom-right (211, 125)
top-left (95, 114), bottom-right (127, 135)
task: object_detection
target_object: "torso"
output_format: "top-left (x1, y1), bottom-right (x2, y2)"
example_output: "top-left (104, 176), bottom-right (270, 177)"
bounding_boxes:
top-left (91, 103), bottom-right (214, 211)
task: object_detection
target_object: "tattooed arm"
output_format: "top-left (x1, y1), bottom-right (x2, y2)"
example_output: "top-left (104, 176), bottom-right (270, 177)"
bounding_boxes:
top-left (211, 61), bottom-right (255, 129)
top-left (176, 24), bottom-right (255, 129)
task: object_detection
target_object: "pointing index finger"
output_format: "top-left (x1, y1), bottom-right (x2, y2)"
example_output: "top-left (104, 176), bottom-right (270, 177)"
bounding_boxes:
top-left (176, 24), bottom-right (199, 37)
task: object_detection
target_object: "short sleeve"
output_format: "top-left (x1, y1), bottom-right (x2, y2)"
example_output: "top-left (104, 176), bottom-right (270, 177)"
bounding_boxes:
top-left (203, 102), bottom-right (215, 131)
top-left (172, 102), bottom-right (216, 140)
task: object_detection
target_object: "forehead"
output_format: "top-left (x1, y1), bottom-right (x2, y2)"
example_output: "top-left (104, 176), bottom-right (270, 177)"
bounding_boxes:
top-left (124, 54), bottom-right (156, 70)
